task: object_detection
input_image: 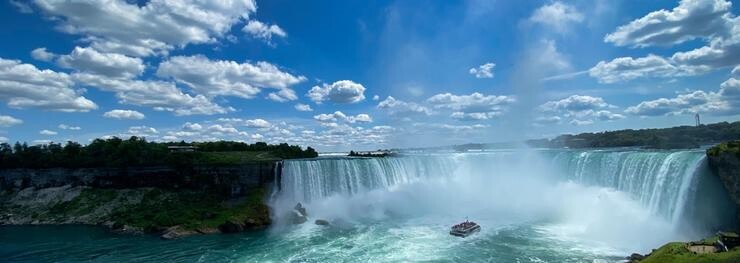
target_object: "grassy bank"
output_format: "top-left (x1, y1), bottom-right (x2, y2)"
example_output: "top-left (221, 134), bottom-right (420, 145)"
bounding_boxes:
top-left (638, 235), bottom-right (740, 262)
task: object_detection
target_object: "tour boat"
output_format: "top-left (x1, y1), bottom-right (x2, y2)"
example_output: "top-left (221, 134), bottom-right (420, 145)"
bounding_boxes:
top-left (450, 220), bottom-right (481, 237)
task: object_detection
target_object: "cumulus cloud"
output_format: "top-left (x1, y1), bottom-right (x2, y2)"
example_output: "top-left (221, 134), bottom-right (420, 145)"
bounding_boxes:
top-left (294, 103), bottom-right (313, 112)
top-left (267, 89), bottom-right (298, 102)
top-left (75, 73), bottom-right (231, 116)
top-left (594, 0), bottom-right (740, 82)
top-left (243, 20), bottom-right (287, 45)
top-left (469, 62), bottom-right (495, 78)
top-left (157, 55), bottom-right (305, 100)
top-left (30, 47), bottom-right (56, 61)
top-left (427, 92), bottom-right (514, 112)
top-left (217, 118), bottom-right (273, 129)
top-left (540, 95), bottom-right (615, 113)
top-left (33, 0), bottom-right (257, 56)
top-left (39, 129), bottom-right (57, 135)
top-left (0, 58), bottom-right (97, 112)
top-left (605, 0), bottom-right (733, 47)
top-left (733, 65), bottom-right (740, 77)
top-left (57, 47), bottom-right (145, 79)
top-left (307, 80), bottom-right (366, 104)
top-left (539, 95), bottom-right (623, 124)
top-left (377, 96), bottom-right (433, 116)
top-left (529, 1), bottom-right (584, 33)
top-left (58, 124), bottom-right (81, 130)
top-left (626, 77), bottom-right (740, 116)
top-left (589, 55), bottom-right (706, 83)
top-left (0, 115), bottom-right (23, 127)
top-left (314, 111), bottom-right (372, 124)
top-left (103, 109), bottom-right (145, 120)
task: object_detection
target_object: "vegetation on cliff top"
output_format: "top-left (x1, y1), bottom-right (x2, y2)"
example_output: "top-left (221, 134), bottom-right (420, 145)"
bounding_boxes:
top-left (638, 236), bottom-right (740, 263)
top-left (527, 121), bottom-right (740, 149)
top-left (707, 140), bottom-right (740, 158)
top-left (0, 136), bottom-right (318, 169)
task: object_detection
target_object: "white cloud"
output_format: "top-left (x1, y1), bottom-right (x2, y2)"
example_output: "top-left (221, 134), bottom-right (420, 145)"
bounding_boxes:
top-left (267, 89), bottom-right (298, 102)
top-left (0, 58), bottom-right (97, 112)
top-left (307, 80), bottom-right (366, 104)
top-left (733, 65), bottom-right (740, 77)
top-left (243, 20), bottom-right (287, 45)
top-left (39, 129), bottom-right (57, 135)
top-left (626, 77), bottom-right (740, 116)
top-left (74, 73), bottom-right (231, 116)
top-left (245, 119), bottom-right (272, 128)
top-left (569, 119), bottom-right (594, 126)
top-left (588, 55), bottom-right (708, 84)
top-left (57, 47), bottom-right (145, 79)
top-left (314, 111), bottom-right (372, 124)
top-left (33, 0), bottom-right (257, 56)
top-left (58, 124), bottom-right (81, 130)
top-left (529, 1), bottom-right (584, 33)
top-left (30, 47), bottom-right (56, 61)
top-left (594, 0), bottom-right (740, 82)
top-left (469, 62), bottom-right (495, 78)
top-left (450, 111), bottom-right (502, 121)
top-left (157, 55), bottom-right (305, 100)
top-left (377, 96), bottom-right (433, 116)
top-left (373, 95), bottom-right (380, 101)
top-left (605, 0), bottom-right (733, 47)
top-left (294, 103), bottom-right (313, 112)
top-left (427, 92), bottom-right (514, 112)
top-left (0, 136), bottom-right (7, 143)
top-left (103, 109), bottom-right (145, 120)
top-left (0, 115), bottom-right (23, 127)
top-left (539, 95), bottom-right (623, 124)
top-left (540, 95), bottom-right (614, 113)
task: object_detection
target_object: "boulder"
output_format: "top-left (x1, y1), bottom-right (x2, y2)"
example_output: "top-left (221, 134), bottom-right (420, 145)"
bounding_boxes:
top-left (626, 253), bottom-right (645, 262)
top-left (160, 226), bottom-right (196, 240)
top-left (315, 219), bottom-right (330, 226)
top-left (292, 210), bottom-right (308, 224)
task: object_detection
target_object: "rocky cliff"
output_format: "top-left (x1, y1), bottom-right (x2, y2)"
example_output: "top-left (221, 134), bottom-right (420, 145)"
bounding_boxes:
top-left (707, 141), bottom-right (740, 228)
top-left (0, 163), bottom-right (280, 239)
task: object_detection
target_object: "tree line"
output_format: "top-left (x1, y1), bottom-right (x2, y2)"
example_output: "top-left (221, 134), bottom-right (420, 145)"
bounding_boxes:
top-left (0, 136), bottom-right (318, 169)
top-left (527, 121), bottom-right (740, 149)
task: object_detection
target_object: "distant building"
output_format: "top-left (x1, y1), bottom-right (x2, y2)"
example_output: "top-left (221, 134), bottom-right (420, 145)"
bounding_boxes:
top-left (167, 146), bottom-right (198, 152)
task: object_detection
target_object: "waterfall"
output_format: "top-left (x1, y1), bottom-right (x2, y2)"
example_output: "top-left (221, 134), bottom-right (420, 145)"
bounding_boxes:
top-left (274, 149), bottom-right (726, 230)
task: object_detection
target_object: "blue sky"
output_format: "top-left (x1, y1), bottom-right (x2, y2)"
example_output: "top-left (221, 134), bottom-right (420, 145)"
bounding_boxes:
top-left (0, 0), bottom-right (739, 151)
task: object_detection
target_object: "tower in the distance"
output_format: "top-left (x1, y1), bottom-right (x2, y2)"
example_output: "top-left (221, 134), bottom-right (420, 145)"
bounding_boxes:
top-left (695, 113), bottom-right (701, 126)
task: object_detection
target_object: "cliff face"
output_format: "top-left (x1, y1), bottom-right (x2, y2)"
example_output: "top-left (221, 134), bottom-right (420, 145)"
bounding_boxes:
top-left (708, 142), bottom-right (740, 204)
top-left (0, 163), bottom-right (280, 238)
top-left (707, 141), bottom-right (740, 228)
top-left (0, 163), bottom-right (277, 197)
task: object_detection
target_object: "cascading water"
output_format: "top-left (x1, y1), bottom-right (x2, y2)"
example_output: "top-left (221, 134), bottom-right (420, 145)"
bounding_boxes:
top-left (271, 148), bottom-right (734, 258)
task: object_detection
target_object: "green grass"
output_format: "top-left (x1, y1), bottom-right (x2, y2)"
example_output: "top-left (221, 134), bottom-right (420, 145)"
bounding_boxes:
top-left (641, 242), bottom-right (740, 263)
